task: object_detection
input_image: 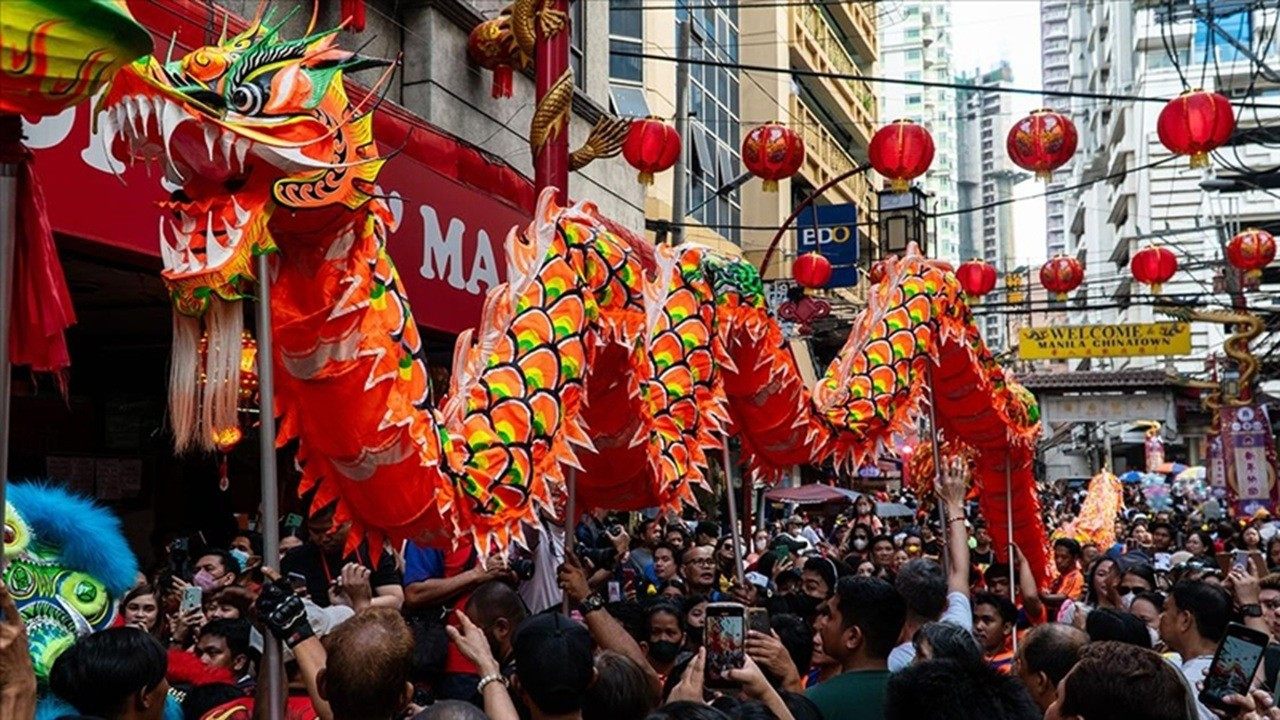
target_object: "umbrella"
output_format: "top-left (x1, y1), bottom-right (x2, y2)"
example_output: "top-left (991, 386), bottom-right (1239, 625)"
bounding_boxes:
top-left (1119, 471), bottom-right (1144, 484)
top-left (876, 502), bottom-right (915, 518)
top-left (1157, 462), bottom-right (1189, 475)
top-left (764, 484), bottom-right (855, 505)
top-left (1175, 466), bottom-right (1206, 483)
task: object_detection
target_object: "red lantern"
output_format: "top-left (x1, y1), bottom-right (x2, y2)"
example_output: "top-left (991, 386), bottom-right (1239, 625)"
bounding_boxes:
top-left (1157, 89), bottom-right (1235, 169)
top-left (868, 260), bottom-right (888, 285)
top-left (1039, 255), bottom-right (1084, 301)
top-left (1130, 246), bottom-right (1178, 294)
top-left (469, 19), bottom-right (516, 99)
top-left (742, 123), bottom-right (804, 192)
top-left (1227, 228), bottom-right (1277, 282)
top-left (869, 119), bottom-right (935, 193)
top-left (1007, 109), bottom-right (1078, 181)
top-left (955, 259), bottom-right (997, 300)
top-left (622, 117), bottom-right (681, 185)
top-left (793, 252), bottom-right (832, 289)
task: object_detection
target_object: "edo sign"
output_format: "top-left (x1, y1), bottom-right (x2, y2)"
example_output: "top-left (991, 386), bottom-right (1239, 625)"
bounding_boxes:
top-left (795, 204), bottom-right (859, 288)
top-left (1018, 322), bottom-right (1191, 360)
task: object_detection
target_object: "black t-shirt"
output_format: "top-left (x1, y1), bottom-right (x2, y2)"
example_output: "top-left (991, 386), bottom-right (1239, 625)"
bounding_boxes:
top-left (279, 542), bottom-right (402, 607)
top-left (973, 548), bottom-right (995, 566)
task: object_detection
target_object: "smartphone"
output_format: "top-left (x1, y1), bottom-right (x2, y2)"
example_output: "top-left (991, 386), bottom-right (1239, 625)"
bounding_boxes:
top-left (704, 602), bottom-right (746, 689)
top-left (607, 580), bottom-right (623, 603)
top-left (1216, 551), bottom-right (1265, 576)
top-left (179, 585), bottom-right (203, 615)
top-left (287, 572), bottom-right (309, 593)
top-left (747, 607), bottom-right (770, 635)
top-left (1198, 622), bottom-right (1269, 713)
top-left (622, 567), bottom-right (637, 591)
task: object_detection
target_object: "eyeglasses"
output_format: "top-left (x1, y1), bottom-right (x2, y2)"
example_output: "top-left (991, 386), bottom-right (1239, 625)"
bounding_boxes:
top-left (1262, 600), bottom-right (1280, 611)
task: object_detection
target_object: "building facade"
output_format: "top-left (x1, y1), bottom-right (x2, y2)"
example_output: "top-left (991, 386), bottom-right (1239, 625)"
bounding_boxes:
top-left (957, 62), bottom-right (1026, 352)
top-left (878, 1), bottom-right (961, 263)
top-left (1041, 0), bottom-right (1073, 258)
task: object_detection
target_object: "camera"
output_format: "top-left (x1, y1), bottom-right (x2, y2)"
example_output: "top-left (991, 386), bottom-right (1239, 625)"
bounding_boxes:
top-left (575, 544), bottom-right (616, 569)
top-left (509, 557), bottom-right (536, 581)
top-left (168, 537), bottom-right (191, 583)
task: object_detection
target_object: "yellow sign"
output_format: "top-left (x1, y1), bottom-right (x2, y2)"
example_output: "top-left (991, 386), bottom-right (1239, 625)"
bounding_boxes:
top-left (1018, 322), bottom-right (1191, 359)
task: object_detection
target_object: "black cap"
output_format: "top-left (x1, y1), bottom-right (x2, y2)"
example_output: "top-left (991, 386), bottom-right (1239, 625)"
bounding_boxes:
top-left (513, 613), bottom-right (594, 714)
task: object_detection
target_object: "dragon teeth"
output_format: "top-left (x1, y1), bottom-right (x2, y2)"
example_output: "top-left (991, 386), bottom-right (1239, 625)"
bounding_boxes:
top-left (203, 124), bottom-right (218, 162)
top-left (231, 195), bottom-right (251, 227)
top-left (159, 217), bottom-right (179, 269)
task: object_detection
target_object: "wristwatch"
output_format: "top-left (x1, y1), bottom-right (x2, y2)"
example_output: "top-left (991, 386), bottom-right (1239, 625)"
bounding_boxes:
top-left (580, 593), bottom-right (606, 615)
top-left (1241, 603), bottom-right (1264, 617)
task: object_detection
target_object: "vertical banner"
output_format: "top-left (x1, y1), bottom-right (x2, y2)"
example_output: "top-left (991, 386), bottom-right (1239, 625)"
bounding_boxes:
top-left (1208, 434), bottom-right (1227, 490)
top-left (1222, 405), bottom-right (1279, 516)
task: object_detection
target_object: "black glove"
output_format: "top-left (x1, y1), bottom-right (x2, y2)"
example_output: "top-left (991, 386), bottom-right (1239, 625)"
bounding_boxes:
top-left (256, 579), bottom-right (313, 648)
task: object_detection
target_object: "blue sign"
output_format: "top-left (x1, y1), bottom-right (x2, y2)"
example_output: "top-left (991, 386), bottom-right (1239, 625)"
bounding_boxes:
top-left (795, 203), bottom-right (859, 288)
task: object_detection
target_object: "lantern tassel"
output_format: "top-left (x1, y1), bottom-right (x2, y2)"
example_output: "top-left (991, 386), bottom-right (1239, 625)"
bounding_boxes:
top-left (1150, 283), bottom-right (1163, 295)
top-left (1189, 152), bottom-right (1210, 169)
top-left (492, 65), bottom-right (513, 99)
top-left (637, 170), bottom-right (655, 186)
top-left (1036, 170), bottom-right (1052, 182)
top-left (890, 178), bottom-right (909, 193)
top-left (762, 179), bottom-right (779, 193)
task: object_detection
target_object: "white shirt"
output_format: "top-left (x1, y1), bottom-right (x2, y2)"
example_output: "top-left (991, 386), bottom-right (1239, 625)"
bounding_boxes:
top-left (888, 591), bottom-right (974, 671)
top-left (518, 521), bottom-right (565, 615)
top-left (1180, 654), bottom-right (1216, 720)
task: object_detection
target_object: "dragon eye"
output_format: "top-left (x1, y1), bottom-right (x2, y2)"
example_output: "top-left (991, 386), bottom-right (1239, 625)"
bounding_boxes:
top-left (60, 572), bottom-right (108, 625)
top-left (229, 85), bottom-right (263, 115)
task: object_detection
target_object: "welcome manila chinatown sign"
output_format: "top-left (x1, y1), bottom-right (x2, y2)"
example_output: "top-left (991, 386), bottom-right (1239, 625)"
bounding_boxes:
top-left (1018, 322), bottom-right (1192, 360)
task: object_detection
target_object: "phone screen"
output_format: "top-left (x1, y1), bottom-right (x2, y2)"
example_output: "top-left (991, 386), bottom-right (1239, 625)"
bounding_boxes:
top-left (1200, 623), bottom-right (1268, 711)
top-left (704, 603), bottom-right (746, 688)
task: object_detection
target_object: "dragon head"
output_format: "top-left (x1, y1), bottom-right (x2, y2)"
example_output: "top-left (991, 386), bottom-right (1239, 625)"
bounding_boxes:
top-left (99, 11), bottom-right (389, 315)
top-left (4, 483), bottom-right (139, 683)
top-left (99, 11), bottom-right (391, 452)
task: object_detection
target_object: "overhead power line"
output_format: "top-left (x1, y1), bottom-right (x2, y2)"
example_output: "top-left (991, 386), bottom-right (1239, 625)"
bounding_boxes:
top-left (611, 50), bottom-right (1280, 111)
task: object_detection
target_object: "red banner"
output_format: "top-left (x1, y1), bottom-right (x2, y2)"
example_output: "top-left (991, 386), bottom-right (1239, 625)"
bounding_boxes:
top-left (1222, 404), bottom-right (1278, 516)
top-left (20, 0), bottom-right (555, 335)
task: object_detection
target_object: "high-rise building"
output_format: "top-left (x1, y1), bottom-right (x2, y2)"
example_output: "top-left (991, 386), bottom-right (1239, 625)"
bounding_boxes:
top-left (1041, 0), bottom-right (1072, 258)
top-left (878, 1), bottom-right (960, 263)
top-left (957, 62), bottom-right (1025, 353)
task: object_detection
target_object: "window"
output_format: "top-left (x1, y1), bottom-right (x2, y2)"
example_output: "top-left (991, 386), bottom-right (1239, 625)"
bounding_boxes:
top-left (907, 94), bottom-right (922, 105)
top-left (609, 0), bottom-right (643, 85)
top-left (679, 2), bottom-right (741, 245)
top-left (906, 71), bottom-right (921, 80)
top-left (609, 85), bottom-right (650, 118)
top-left (570, 0), bottom-right (584, 81)
top-left (906, 28), bottom-right (920, 39)
top-left (1194, 10), bottom-right (1251, 64)
top-left (907, 50), bottom-right (921, 60)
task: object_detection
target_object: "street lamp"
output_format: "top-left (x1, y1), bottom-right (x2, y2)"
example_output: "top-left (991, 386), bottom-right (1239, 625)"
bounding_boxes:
top-left (878, 186), bottom-right (929, 257)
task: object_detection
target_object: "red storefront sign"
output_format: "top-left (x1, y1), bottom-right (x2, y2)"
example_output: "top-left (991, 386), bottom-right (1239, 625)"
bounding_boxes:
top-left (1222, 404), bottom-right (1279, 516)
top-left (22, 0), bottom-right (550, 335)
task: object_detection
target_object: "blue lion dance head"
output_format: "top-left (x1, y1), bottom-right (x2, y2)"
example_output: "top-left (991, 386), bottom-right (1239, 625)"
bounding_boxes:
top-left (4, 482), bottom-right (139, 683)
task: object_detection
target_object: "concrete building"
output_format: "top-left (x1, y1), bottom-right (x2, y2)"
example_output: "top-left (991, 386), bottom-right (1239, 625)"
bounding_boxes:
top-left (1042, 0), bottom-right (1280, 479)
top-left (1041, 0), bottom-right (1073, 258)
top-left (878, 1), bottom-right (961, 263)
top-left (957, 62), bottom-right (1026, 353)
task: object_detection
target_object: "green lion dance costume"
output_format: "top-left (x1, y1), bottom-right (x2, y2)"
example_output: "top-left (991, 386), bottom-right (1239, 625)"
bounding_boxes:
top-left (3, 483), bottom-right (139, 683)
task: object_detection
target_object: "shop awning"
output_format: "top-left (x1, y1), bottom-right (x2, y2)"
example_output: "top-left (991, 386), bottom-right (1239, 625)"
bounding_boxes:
top-left (764, 484), bottom-right (861, 505)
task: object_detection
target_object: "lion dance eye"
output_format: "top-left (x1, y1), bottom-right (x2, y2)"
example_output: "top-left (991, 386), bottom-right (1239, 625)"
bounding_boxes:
top-left (60, 572), bottom-right (108, 626)
top-left (3, 503), bottom-right (30, 558)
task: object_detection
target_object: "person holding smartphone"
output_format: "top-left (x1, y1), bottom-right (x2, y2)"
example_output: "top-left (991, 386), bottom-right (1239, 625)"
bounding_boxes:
top-left (1158, 580), bottom-right (1235, 720)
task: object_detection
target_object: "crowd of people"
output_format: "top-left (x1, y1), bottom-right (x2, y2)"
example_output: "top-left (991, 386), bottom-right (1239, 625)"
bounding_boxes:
top-left (7, 461), bottom-right (1280, 720)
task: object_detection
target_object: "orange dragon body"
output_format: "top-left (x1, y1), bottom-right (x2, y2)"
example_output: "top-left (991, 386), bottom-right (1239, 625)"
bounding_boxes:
top-left (102, 18), bottom-right (1048, 579)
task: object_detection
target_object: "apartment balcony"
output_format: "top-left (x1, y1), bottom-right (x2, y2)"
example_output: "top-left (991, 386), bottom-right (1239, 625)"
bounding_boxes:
top-left (790, 3), bottom-right (877, 148)
top-left (825, 1), bottom-right (878, 64)
top-left (791, 96), bottom-right (875, 234)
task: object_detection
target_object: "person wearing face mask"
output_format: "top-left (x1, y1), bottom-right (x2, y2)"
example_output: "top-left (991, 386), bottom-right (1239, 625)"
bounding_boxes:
top-left (192, 549), bottom-right (240, 593)
top-left (800, 557), bottom-right (839, 618)
top-left (844, 524), bottom-right (874, 560)
top-left (746, 530), bottom-right (771, 566)
top-left (852, 496), bottom-right (882, 534)
top-left (640, 602), bottom-right (686, 681)
top-left (1116, 562), bottom-right (1157, 610)
top-left (1127, 591), bottom-right (1166, 651)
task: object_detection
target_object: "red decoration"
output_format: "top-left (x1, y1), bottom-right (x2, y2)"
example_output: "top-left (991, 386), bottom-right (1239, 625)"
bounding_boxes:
top-left (778, 291), bottom-right (831, 336)
top-left (622, 117), bottom-right (681, 185)
top-left (955, 259), bottom-right (997, 300)
top-left (1038, 255), bottom-right (1084, 301)
top-left (869, 119), bottom-right (935, 193)
top-left (869, 260), bottom-right (888, 285)
top-left (1157, 89), bottom-right (1235, 169)
top-left (793, 252), bottom-right (832, 289)
top-left (742, 123), bottom-right (804, 192)
top-left (341, 0), bottom-right (367, 32)
top-left (1007, 109), bottom-right (1078, 181)
top-left (1227, 228), bottom-right (1276, 283)
top-left (1130, 246), bottom-right (1179, 294)
top-left (469, 19), bottom-right (515, 99)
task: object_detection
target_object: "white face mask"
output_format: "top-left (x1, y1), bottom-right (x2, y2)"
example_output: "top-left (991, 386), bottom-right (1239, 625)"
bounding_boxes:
top-left (853, 538), bottom-right (869, 550)
top-left (754, 539), bottom-right (768, 552)
top-left (1120, 592), bottom-right (1136, 610)
top-left (1148, 625), bottom-right (1161, 646)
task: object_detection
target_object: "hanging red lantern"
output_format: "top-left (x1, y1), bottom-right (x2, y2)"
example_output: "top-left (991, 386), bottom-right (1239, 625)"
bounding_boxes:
top-left (793, 252), bottom-right (832, 289)
top-left (622, 117), bottom-right (681, 185)
top-left (1039, 255), bottom-right (1084, 301)
top-left (1226, 228), bottom-right (1277, 282)
top-left (868, 260), bottom-right (888, 285)
top-left (469, 18), bottom-right (516, 99)
top-left (1157, 89), bottom-right (1235, 169)
top-left (955, 259), bottom-right (997, 300)
top-left (742, 123), bottom-right (804, 192)
top-left (869, 119), bottom-right (935, 193)
top-left (1130, 246), bottom-right (1179, 294)
top-left (1007, 109), bottom-right (1078, 181)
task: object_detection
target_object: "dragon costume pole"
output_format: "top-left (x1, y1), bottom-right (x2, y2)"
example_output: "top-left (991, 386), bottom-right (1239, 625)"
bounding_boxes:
top-left (563, 468), bottom-right (577, 614)
top-left (722, 438), bottom-right (747, 590)
top-left (1006, 455), bottom-right (1017, 656)
top-left (926, 363), bottom-right (947, 575)
top-left (0, 151), bottom-right (14, 527)
top-left (534, 0), bottom-right (571, 203)
top-left (255, 251), bottom-right (284, 720)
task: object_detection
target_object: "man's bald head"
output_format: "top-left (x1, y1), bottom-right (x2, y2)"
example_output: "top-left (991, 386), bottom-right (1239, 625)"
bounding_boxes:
top-left (1016, 623), bottom-right (1088, 712)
